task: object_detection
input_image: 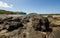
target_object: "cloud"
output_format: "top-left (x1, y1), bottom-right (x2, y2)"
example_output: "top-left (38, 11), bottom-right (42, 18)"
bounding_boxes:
top-left (0, 1), bottom-right (13, 8)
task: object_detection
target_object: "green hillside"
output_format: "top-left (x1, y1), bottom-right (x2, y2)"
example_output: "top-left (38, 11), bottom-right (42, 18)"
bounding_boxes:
top-left (0, 10), bottom-right (26, 14)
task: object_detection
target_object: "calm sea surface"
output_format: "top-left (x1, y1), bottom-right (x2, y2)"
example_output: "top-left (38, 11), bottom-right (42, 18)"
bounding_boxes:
top-left (8, 14), bottom-right (27, 16)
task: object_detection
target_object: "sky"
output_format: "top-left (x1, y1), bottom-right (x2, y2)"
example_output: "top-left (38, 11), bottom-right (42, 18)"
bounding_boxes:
top-left (0, 0), bottom-right (60, 14)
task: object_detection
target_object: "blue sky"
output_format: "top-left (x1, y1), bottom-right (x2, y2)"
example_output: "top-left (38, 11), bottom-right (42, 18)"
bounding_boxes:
top-left (0, 0), bottom-right (60, 14)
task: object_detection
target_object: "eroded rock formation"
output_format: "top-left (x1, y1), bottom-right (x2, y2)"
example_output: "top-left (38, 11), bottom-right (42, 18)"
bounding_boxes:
top-left (0, 14), bottom-right (60, 38)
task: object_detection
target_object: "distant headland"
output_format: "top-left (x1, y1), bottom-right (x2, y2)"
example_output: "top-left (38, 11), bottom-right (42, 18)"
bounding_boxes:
top-left (0, 10), bottom-right (26, 14)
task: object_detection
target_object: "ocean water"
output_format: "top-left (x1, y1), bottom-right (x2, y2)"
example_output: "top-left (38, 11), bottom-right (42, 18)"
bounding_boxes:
top-left (8, 14), bottom-right (27, 16)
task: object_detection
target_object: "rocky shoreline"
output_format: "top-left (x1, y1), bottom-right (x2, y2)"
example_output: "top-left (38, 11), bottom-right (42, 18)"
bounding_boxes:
top-left (0, 14), bottom-right (60, 38)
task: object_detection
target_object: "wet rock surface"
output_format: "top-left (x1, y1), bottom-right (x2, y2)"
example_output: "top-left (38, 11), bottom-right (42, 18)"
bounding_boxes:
top-left (0, 14), bottom-right (60, 38)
